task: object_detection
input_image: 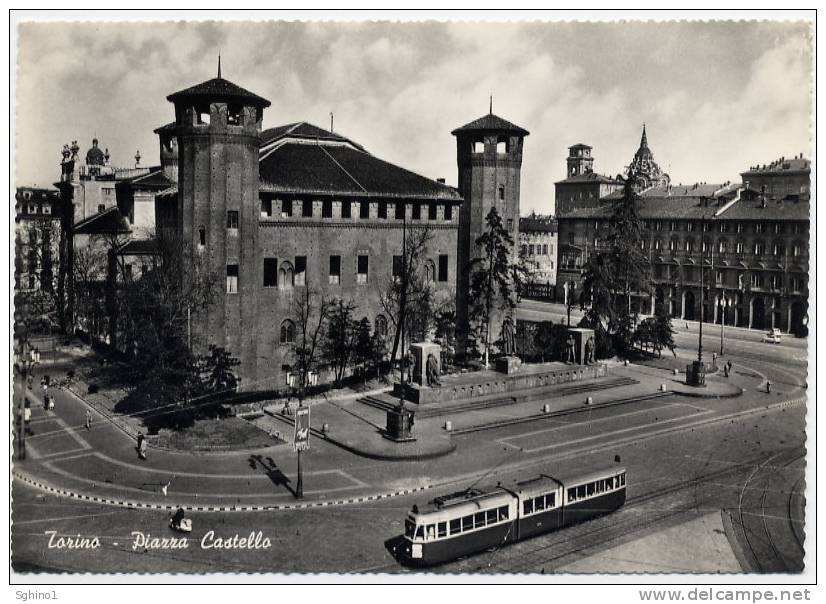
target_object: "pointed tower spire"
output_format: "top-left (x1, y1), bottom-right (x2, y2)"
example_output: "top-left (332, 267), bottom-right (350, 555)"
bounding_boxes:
top-left (640, 123), bottom-right (648, 147)
top-left (489, 95), bottom-right (493, 115)
top-left (217, 53), bottom-right (222, 79)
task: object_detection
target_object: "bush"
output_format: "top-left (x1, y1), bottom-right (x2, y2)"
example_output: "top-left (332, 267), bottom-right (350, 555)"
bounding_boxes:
top-left (577, 316), bottom-right (615, 359)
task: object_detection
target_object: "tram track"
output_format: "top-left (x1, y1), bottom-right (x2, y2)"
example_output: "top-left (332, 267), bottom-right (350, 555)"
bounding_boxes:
top-left (788, 474), bottom-right (806, 551)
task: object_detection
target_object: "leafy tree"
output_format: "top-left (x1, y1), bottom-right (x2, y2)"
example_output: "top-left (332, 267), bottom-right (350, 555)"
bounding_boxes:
top-left (577, 315), bottom-right (615, 359)
top-left (323, 298), bottom-right (358, 386)
top-left (468, 207), bottom-right (519, 366)
top-left (515, 320), bottom-right (538, 361)
top-left (653, 304), bottom-right (677, 358)
top-left (369, 330), bottom-right (390, 380)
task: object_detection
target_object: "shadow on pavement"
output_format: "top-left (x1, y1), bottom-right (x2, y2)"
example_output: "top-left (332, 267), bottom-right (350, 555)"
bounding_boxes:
top-left (248, 454), bottom-right (295, 497)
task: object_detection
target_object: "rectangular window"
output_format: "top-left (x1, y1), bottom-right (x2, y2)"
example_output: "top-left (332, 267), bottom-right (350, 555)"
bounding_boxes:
top-left (226, 265), bottom-right (238, 293)
top-left (378, 201), bottom-right (387, 219)
top-left (498, 185), bottom-right (505, 201)
top-left (543, 244), bottom-right (548, 255)
top-left (720, 222), bottom-right (729, 233)
top-left (507, 218), bottom-right (514, 232)
top-left (547, 493), bottom-right (555, 508)
top-left (437, 522), bottom-right (447, 538)
top-left (474, 512), bottom-right (485, 529)
top-left (529, 244), bottom-right (535, 256)
top-left (260, 198), bottom-right (272, 218)
top-left (281, 199), bottom-right (292, 217)
top-left (329, 255), bottom-right (341, 285)
top-left (359, 200), bottom-right (370, 219)
top-left (322, 199), bottom-right (332, 218)
top-left (534, 495), bottom-right (545, 512)
top-left (686, 222), bottom-right (694, 232)
top-left (227, 210), bottom-right (239, 229)
top-left (438, 254), bottom-right (449, 282)
top-left (486, 509), bottom-right (497, 524)
top-left (755, 223), bottom-right (764, 234)
top-left (412, 203), bottom-right (421, 220)
top-left (341, 200), bottom-right (351, 219)
top-left (449, 518), bottom-right (461, 535)
top-left (263, 258), bottom-right (278, 287)
top-left (302, 200), bottom-right (313, 217)
top-left (498, 506), bottom-right (509, 521)
top-left (395, 202), bottom-right (405, 220)
top-left (655, 221), bottom-right (663, 231)
top-left (568, 488), bottom-right (576, 502)
top-left (792, 245), bottom-right (801, 257)
top-left (462, 516), bottom-right (473, 531)
top-left (736, 223), bottom-right (744, 233)
top-left (295, 256), bottom-right (306, 286)
top-left (357, 255), bottom-right (368, 284)
top-left (428, 201), bottom-right (437, 220)
top-left (523, 499), bottom-right (533, 515)
top-left (444, 203), bottom-right (453, 221)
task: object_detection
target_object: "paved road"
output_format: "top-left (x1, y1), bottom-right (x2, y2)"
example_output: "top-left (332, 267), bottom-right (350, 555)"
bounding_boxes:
top-left (11, 331), bottom-right (808, 573)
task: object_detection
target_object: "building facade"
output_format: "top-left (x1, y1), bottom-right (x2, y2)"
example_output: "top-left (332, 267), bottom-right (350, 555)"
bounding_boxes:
top-left (151, 73), bottom-right (484, 388)
top-left (519, 214), bottom-right (558, 288)
top-left (555, 132), bottom-right (810, 335)
top-left (14, 187), bottom-right (61, 300)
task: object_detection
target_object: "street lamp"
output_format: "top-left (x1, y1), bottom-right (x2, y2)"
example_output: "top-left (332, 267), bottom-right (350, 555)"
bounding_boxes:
top-left (13, 342), bottom-right (40, 460)
top-left (720, 291), bottom-right (731, 356)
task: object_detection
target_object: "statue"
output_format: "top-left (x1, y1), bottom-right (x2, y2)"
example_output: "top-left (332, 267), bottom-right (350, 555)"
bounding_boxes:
top-left (501, 317), bottom-right (517, 356)
top-left (426, 353), bottom-right (441, 387)
top-left (61, 144), bottom-right (71, 163)
top-left (405, 349), bottom-right (416, 383)
top-left (565, 335), bottom-right (576, 364)
top-left (584, 336), bottom-right (596, 365)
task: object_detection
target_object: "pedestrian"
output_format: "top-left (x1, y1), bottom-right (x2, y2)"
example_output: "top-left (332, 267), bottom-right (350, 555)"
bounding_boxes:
top-left (723, 365), bottom-right (729, 378)
top-left (712, 352), bottom-right (717, 365)
top-left (137, 433), bottom-right (146, 460)
top-left (85, 409), bottom-right (92, 430)
top-left (727, 360), bottom-right (733, 374)
top-left (766, 381), bottom-right (772, 394)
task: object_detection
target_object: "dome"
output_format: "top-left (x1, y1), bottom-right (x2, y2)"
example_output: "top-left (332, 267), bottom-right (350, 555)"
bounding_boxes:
top-left (85, 138), bottom-right (106, 166)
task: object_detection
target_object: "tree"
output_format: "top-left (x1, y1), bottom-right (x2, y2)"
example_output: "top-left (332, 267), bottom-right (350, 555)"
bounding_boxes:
top-left (352, 317), bottom-right (374, 386)
top-left (579, 176), bottom-right (651, 355)
top-left (378, 225), bottom-right (434, 373)
top-left (533, 321), bottom-right (568, 362)
top-left (516, 320), bottom-right (538, 361)
top-left (653, 304), bottom-right (677, 358)
top-left (197, 345), bottom-right (241, 402)
top-left (290, 282), bottom-right (332, 403)
top-left (468, 207), bottom-right (519, 367)
top-left (434, 300), bottom-right (457, 370)
top-left (322, 298), bottom-right (358, 386)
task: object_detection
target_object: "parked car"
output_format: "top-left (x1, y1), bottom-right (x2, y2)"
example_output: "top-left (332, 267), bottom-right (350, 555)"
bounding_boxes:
top-left (763, 332), bottom-right (782, 344)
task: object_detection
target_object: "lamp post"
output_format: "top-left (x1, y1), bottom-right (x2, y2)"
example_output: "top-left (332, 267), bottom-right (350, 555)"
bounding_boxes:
top-left (14, 341), bottom-right (40, 460)
top-left (720, 290), bottom-right (728, 356)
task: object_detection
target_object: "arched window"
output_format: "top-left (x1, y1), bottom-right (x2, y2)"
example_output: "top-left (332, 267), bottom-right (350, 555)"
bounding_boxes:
top-left (375, 315), bottom-right (388, 337)
top-left (279, 320), bottom-right (296, 344)
top-left (685, 238), bottom-right (694, 253)
top-left (278, 261), bottom-right (294, 290)
top-left (198, 225), bottom-right (206, 247)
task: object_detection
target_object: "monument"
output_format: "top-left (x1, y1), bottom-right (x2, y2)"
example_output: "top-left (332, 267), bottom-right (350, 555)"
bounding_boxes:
top-left (565, 328), bottom-right (595, 366)
top-left (495, 316), bottom-right (522, 374)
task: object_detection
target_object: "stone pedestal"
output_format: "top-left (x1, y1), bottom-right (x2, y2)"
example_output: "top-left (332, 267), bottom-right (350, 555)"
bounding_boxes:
top-left (410, 341), bottom-right (441, 386)
top-left (495, 355), bottom-right (522, 374)
top-left (686, 360), bottom-right (707, 387)
top-left (566, 328), bottom-right (596, 365)
top-left (385, 406), bottom-right (416, 442)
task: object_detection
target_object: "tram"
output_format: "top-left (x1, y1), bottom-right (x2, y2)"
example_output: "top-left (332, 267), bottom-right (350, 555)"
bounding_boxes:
top-left (398, 465), bottom-right (626, 567)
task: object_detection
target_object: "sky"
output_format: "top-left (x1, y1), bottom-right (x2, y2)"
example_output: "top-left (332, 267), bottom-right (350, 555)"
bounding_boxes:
top-left (13, 19), bottom-right (812, 215)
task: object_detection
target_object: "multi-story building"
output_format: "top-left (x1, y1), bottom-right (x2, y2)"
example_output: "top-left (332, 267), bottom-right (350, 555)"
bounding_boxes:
top-left (555, 130), bottom-right (810, 335)
top-left (519, 214), bottom-right (558, 288)
top-left (14, 187), bottom-right (61, 297)
top-left (130, 70), bottom-right (529, 386)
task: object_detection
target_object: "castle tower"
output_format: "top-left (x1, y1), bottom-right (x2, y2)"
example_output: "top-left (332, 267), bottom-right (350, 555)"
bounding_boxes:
top-left (167, 68), bottom-right (270, 385)
top-left (452, 110), bottom-right (529, 358)
top-left (566, 143), bottom-right (594, 177)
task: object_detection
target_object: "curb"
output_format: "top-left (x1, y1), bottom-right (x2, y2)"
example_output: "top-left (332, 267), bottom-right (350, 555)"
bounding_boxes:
top-left (12, 470), bottom-right (432, 513)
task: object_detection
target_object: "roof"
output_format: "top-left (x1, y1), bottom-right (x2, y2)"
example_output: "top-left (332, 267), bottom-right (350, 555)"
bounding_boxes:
top-left (153, 121), bottom-right (177, 134)
top-left (115, 238), bottom-right (159, 255)
top-left (556, 172), bottom-right (623, 185)
top-left (552, 466), bottom-right (626, 488)
top-left (451, 112), bottom-right (529, 137)
top-left (569, 143), bottom-right (592, 150)
top-left (260, 122), bottom-right (365, 151)
top-left (121, 169), bottom-right (174, 189)
top-left (167, 76), bottom-right (271, 108)
top-left (258, 140), bottom-right (462, 201)
top-left (742, 156), bottom-right (810, 174)
top-left (73, 207), bottom-right (131, 235)
top-left (411, 487), bottom-right (513, 521)
top-left (520, 216), bottom-right (557, 233)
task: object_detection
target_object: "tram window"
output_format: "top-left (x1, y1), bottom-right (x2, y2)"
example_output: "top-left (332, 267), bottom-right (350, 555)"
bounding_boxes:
top-left (486, 509), bottom-right (497, 524)
top-left (426, 525), bottom-right (436, 540)
top-left (577, 485), bottom-right (586, 499)
top-left (568, 488), bottom-right (576, 502)
top-left (415, 525), bottom-right (424, 539)
top-left (498, 506), bottom-right (509, 521)
top-left (462, 516), bottom-right (473, 531)
top-left (597, 480), bottom-right (604, 493)
top-left (547, 493), bottom-right (556, 508)
top-left (523, 499), bottom-right (534, 514)
top-left (437, 522), bottom-right (447, 538)
top-left (587, 482), bottom-right (596, 496)
top-left (405, 520), bottom-right (415, 538)
top-left (450, 518), bottom-right (461, 535)
top-left (535, 496), bottom-right (545, 512)
top-left (474, 512), bottom-right (486, 528)
top-left (621, 473), bottom-right (626, 486)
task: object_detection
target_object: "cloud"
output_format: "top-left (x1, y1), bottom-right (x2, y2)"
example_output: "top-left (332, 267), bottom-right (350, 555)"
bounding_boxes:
top-left (14, 20), bottom-right (811, 215)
